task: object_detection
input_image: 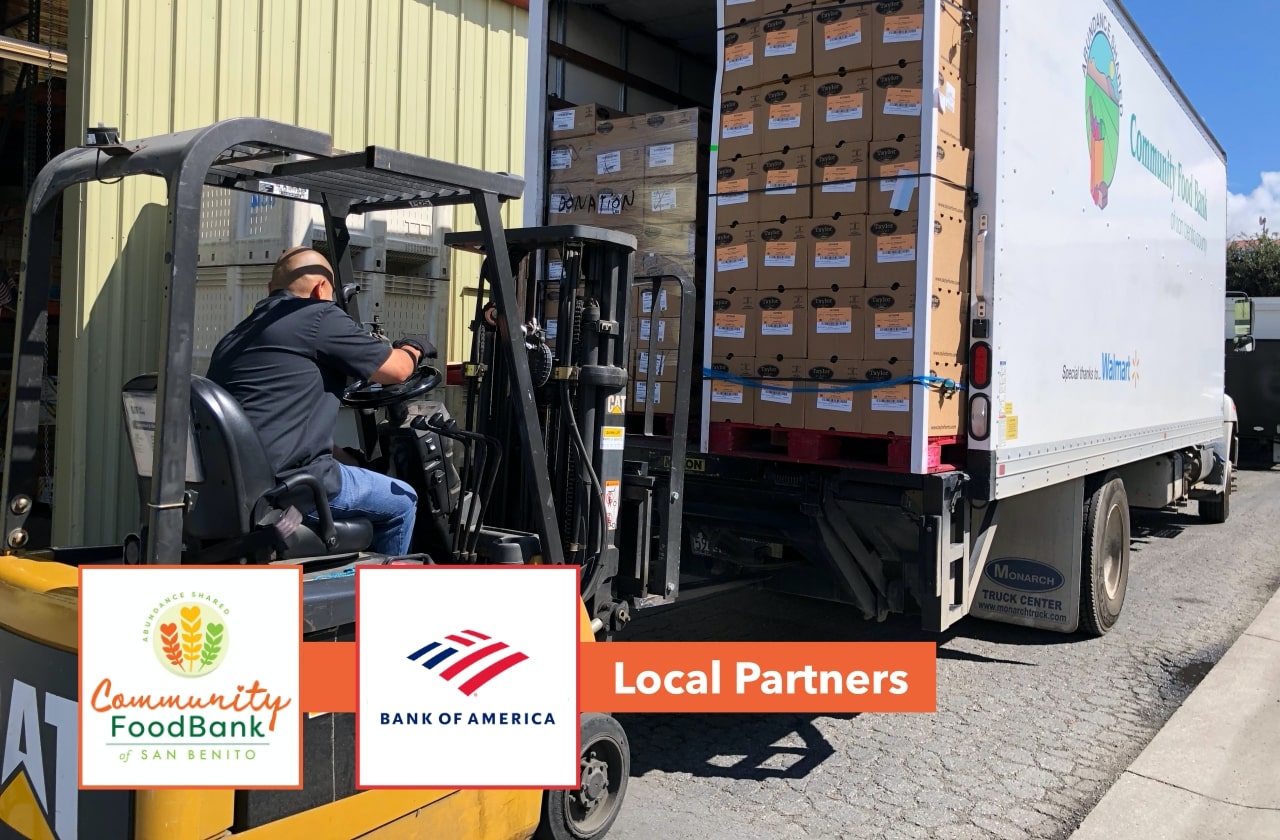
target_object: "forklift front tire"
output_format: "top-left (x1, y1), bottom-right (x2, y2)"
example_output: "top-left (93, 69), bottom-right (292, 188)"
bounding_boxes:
top-left (536, 713), bottom-right (630, 840)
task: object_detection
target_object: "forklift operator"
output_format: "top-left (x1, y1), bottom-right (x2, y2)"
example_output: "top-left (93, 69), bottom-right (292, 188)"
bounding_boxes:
top-left (206, 246), bottom-right (434, 557)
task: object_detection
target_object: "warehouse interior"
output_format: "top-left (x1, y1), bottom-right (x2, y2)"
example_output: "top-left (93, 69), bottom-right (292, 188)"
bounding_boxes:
top-left (547, 0), bottom-right (717, 113)
top-left (0, 0), bottom-right (66, 543)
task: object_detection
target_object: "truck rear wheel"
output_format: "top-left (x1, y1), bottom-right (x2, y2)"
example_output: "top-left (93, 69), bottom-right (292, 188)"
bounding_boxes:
top-left (1079, 474), bottom-right (1130, 637)
top-left (536, 713), bottom-right (630, 840)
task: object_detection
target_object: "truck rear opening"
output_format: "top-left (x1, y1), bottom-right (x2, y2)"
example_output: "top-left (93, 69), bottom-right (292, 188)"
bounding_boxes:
top-left (523, 0), bottom-right (1237, 637)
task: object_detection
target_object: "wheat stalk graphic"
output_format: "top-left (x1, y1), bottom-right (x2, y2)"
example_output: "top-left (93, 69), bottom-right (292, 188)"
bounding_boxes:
top-left (160, 623), bottom-right (184, 670)
top-left (200, 623), bottom-right (224, 671)
top-left (180, 606), bottom-right (204, 670)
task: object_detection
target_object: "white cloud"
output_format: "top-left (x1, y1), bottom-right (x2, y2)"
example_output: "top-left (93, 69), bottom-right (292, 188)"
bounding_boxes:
top-left (1228, 172), bottom-right (1280, 240)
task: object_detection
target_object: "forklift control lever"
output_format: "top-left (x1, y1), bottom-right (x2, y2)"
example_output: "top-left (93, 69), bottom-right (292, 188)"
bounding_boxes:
top-left (265, 473), bottom-right (338, 548)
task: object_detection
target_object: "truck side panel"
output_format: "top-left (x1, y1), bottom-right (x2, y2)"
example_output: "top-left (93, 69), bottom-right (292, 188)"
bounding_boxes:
top-left (971, 0), bottom-right (1227, 498)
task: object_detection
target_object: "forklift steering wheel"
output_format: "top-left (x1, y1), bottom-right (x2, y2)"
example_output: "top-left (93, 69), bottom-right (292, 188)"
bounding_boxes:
top-left (341, 364), bottom-right (444, 409)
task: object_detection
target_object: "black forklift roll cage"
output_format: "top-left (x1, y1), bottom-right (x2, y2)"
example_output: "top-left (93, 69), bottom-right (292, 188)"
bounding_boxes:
top-left (0, 116), bottom-right (570, 566)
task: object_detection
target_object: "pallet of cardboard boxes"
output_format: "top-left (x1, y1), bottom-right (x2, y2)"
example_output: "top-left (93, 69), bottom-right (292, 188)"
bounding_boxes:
top-left (546, 101), bottom-right (711, 420)
top-left (710, 0), bottom-right (975, 462)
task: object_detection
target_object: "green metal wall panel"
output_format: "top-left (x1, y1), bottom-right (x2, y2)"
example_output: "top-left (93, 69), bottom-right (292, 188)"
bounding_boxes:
top-left (57, 0), bottom-right (529, 546)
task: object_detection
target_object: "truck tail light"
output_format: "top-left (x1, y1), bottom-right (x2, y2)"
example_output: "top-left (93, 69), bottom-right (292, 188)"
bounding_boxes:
top-left (970, 341), bottom-right (992, 390)
top-left (969, 394), bottom-right (991, 441)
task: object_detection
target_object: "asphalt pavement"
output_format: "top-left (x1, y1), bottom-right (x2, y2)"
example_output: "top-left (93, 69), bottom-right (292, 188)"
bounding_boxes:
top-left (604, 467), bottom-right (1280, 840)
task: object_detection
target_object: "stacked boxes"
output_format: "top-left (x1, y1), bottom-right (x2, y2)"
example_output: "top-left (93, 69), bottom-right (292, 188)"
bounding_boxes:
top-left (547, 102), bottom-right (713, 418)
top-left (712, 0), bottom-right (976, 438)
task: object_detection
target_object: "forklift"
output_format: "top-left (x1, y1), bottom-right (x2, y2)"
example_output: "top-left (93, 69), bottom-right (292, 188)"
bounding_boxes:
top-left (0, 117), bottom-right (693, 840)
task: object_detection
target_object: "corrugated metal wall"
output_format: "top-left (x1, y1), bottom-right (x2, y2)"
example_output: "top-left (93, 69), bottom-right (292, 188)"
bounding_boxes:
top-left (57, 0), bottom-right (529, 545)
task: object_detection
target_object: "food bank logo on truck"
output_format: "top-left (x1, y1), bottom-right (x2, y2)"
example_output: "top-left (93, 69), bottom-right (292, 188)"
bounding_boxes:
top-left (1083, 13), bottom-right (1123, 210)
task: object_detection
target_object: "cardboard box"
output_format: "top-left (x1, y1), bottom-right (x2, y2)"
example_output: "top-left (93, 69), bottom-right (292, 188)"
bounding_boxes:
top-left (550, 103), bottom-right (628, 141)
top-left (755, 286), bottom-right (808, 360)
top-left (594, 181), bottom-right (644, 226)
top-left (859, 355), bottom-right (964, 437)
top-left (813, 141), bottom-right (869, 217)
top-left (866, 205), bottom-right (968, 290)
top-left (633, 348), bottom-right (680, 382)
top-left (715, 222), bottom-right (760, 291)
top-left (867, 138), bottom-right (971, 214)
top-left (633, 379), bottom-right (676, 414)
top-left (813, 1), bottom-right (873, 75)
top-left (593, 145), bottom-right (647, 183)
top-left (716, 156), bottom-right (765, 225)
top-left (710, 376), bottom-right (755, 424)
top-left (758, 77), bottom-right (816, 153)
top-left (756, 377), bottom-right (806, 429)
top-left (807, 384), bottom-right (859, 432)
top-left (861, 284), bottom-right (968, 361)
top-left (632, 314), bottom-right (681, 351)
top-left (813, 71), bottom-right (874, 146)
top-left (753, 8), bottom-right (813, 86)
top-left (722, 25), bottom-right (760, 93)
top-left (718, 88), bottom-right (763, 159)
top-left (623, 108), bottom-right (712, 147)
top-left (712, 289), bottom-right (760, 357)
top-left (869, 0), bottom-right (968, 78)
top-left (634, 284), bottom-right (684, 319)
top-left (711, 355), bottom-right (758, 379)
top-left (643, 174), bottom-right (706, 225)
top-left (548, 136), bottom-right (599, 185)
top-left (547, 183), bottom-right (597, 224)
top-left (758, 217), bottom-right (811, 289)
top-left (645, 140), bottom-right (706, 177)
top-left (627, 221), bottom-right (699, 258)
top-left (723, 0), bottom-right (763, 25)
top-left (758, 146), bottom-right (813, 221)
top-left (634, 252), bottom-right (699, 284)
top-left (872, 62), bottom-right (964, 147)
top-left (807, 215), bottom-right (868, 288)
top-left (807, 285), bottom-right (867, 362)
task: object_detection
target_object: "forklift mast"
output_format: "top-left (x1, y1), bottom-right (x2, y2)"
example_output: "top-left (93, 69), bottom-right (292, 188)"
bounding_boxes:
top-left (445, 227), bottom-right (696, 635)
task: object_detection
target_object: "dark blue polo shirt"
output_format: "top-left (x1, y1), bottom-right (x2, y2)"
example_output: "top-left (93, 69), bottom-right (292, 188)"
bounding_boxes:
top-left (206, 290), bottom-right (391, 497)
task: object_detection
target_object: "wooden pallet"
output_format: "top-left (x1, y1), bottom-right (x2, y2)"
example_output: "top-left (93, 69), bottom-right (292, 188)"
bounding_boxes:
top-left (707, 422), bottom-right (962, 473)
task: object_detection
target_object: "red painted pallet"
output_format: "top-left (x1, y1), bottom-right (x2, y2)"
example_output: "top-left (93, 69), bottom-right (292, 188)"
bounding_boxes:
top-left (625, 411), bottom-right (683, 438)
top-left (707, 422), bottom-right (962, 473)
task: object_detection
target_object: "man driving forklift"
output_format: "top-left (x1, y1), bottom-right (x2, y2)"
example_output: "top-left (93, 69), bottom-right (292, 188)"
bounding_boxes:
top-left (206, 245), bottom-right (437, 556)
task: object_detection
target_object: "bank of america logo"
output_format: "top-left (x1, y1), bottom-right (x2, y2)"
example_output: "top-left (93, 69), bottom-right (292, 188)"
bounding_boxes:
top-left (407, 629), bottom-right (530, 696)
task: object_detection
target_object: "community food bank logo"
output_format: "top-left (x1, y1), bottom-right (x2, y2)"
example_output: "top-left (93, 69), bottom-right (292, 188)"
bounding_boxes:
top-left (151, 601), bottom-right (229, 677)
top-left (1083, 13), bottom-right (1123, 209)
top-left (79, 566), bottom-right (303, 789)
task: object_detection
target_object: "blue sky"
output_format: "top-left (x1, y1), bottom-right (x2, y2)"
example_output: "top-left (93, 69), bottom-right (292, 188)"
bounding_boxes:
top-left (1121, 0), bottom-right (1280, 237)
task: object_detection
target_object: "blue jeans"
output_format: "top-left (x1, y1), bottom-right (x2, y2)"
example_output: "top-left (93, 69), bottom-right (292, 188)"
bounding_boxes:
top-left (325, 463), bottom-right (418, 556)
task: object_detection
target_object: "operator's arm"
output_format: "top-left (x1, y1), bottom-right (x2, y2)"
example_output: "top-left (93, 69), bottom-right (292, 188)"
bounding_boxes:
top-left (314, 306), bottom-right (414, 384)
top-left (369, 343), bottom-right (420, 384)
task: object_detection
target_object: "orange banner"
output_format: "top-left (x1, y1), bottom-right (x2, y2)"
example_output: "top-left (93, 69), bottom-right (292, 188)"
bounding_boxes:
top-left (302, 641), bottom-right (937, 714)
top-left (580, 642), bottom-right (937, 713)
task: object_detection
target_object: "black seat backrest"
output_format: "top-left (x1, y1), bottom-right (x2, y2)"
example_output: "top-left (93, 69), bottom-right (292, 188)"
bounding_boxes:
top-left (121, 374), bottom-right (280, 542)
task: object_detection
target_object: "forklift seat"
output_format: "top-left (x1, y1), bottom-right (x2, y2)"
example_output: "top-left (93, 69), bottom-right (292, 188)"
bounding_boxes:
top-left (121, 374), bottom-right (374, 561)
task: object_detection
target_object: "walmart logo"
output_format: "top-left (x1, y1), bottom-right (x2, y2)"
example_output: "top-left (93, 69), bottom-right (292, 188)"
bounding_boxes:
top-left (1102, 352), bottom-right (1140, 385)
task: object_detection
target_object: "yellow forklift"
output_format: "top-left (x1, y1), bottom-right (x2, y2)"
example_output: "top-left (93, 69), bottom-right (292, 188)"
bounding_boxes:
top-left (0, 117), bottom-right (695, 840)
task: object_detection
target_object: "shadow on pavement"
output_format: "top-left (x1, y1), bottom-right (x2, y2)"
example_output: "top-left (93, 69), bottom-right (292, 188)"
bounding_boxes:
top-left (617, 711), bottom-right (856, 781)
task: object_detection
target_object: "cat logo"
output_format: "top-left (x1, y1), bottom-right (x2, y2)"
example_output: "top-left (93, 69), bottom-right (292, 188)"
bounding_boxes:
top-left (0, 680), bottom-right (77, 840)
top-left (607, 394), bottom-right (626, 415)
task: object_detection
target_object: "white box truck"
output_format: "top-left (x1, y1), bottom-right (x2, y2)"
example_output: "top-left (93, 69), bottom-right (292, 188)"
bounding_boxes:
top-left (520, 0), bottom-right (1246, 636)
